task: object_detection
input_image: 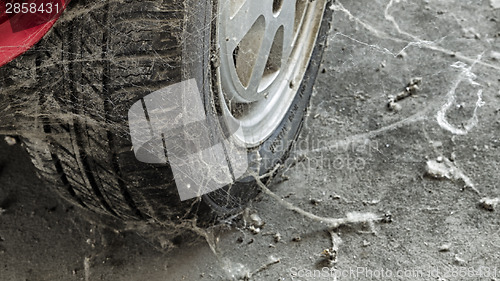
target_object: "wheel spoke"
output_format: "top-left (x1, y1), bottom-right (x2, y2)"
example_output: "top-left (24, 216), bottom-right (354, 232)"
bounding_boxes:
top-left (278, 0), bottom-right (297, 60)
top-left (226, 0), bottom-right (269, 51)
top-left (247, 25), bottom-right (281, 92)
top-left (231, 0), bottom-right (297, 92)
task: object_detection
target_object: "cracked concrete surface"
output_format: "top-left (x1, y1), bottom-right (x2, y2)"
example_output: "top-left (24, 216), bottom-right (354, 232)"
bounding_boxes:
top-left (1, 0), bottom-right (500, 280)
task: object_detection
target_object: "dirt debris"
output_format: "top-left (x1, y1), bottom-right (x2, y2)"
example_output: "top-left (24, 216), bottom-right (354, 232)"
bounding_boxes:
top-left (248, 213), bottom-right (264, 228)
top-left (491, 0), bottom-right (500, 9)
top-left (438, 243), bottom-right (451, 252)
top-left (425, 157), bottom-right (478, 194)
top-left (310, 198), bottom-right (322, 205)
top-left (248, 225), bottom-right (260, 235)
top-left (273, 233), bottom-right (281, 243)
top-left (462, 27), bottom-right (481, 39)
top-left (387, 77), bottom-right (422, 111)
top-left (320, 231), bottom-right (342, 267)
top-left (479, 197), bottom-right (500, 211)
top-left (3, 136), bottom-right (16, 146)
top-left (380, 213), bottom-right (393, 223)
top-left (244, 212), bottom-right (265, 235)
top-left (490, 51), bottom-right (500, 61)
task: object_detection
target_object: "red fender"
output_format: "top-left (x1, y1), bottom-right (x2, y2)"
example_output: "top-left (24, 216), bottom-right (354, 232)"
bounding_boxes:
top-left (0, 0), bottom-right (68, 67)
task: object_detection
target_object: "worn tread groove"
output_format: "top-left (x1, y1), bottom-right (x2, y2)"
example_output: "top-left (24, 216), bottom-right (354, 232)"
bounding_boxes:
top-left (102, 3), bottom-right (145, 219)
top-left (51, 153), bottom-right (87, 208)
top-left (49, 140), bottom-right (76, 158)
top-left (74, 123), bottom-right (119, 216)
top-left (65, 17), bottom-right (117, 215)
top-left (69, 4), bottom-right (121, 217)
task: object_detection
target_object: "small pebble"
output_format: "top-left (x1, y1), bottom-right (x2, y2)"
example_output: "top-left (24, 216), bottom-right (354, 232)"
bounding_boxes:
top-left (310, 198), bottom-right (322, 205)
top-left (249, 213), bottom-right (264, 227)
top-left (388, 102), bottom-right (402, 112)
top-left (397, 50), bottom-right (407, 58)
top-left (438, 244), bottom-right (451, 252)
top-left (274, 233), bottom-right (281, 243)
top-left (450, 152), bottom-right (456, 161)
top-left (479, 197), bottom-right (499, 211)
top-left (381, 213), bottom-right (393, 223)
top-left (491, 51), bottom-right (500, 61)
top-left (248, 225), bottom-right (260, 234)
top-left (4, 136), bottom-right (16, 146)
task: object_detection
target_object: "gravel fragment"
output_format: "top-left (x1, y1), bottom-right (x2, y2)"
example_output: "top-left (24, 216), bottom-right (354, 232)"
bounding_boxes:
top-left (479, 197), bottom-right (499, 211)
top-left (425, 157), bottom-right (477, 193)
top-left (491, 0), bottom-right (500, 9)
top-left (438, 244), bottom-right (451, 252)
top-left (274, 233), bottom-right (281, 243)
top-left (4, 136), bottom-right (16, 146)
top-left (248, 225), bottom-right (260, 235)
top-left (249, 213), bottom-right (264, 227)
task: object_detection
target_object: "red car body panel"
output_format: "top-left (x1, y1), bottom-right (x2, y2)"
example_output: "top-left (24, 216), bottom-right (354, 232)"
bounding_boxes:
top-left (0, 0), bottom-right (68, 67)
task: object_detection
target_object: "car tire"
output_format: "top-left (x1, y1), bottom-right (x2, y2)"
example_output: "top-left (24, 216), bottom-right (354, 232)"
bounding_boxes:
top-left (1, 0), bottom-right (333, 223)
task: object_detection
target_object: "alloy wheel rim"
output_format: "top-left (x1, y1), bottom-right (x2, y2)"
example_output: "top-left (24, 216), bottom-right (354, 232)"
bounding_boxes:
top-left (216, 0), bottom-right (327, 147)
